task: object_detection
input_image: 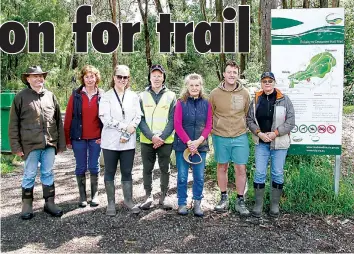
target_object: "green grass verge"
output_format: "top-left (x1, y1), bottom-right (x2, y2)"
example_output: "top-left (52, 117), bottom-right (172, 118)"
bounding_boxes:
top-left (343, 105), bottom-right (354, 114)
top-left (1, 154), bottom-right (20, 174)
top-left (206, 133), bottom-right (354, 216)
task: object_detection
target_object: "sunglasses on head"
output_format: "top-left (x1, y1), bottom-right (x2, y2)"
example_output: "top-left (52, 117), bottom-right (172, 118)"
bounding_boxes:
top-left (116, 75), bottom-right (129, 80)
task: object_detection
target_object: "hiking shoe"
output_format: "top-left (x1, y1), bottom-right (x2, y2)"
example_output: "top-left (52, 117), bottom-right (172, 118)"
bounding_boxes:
top-left (214, 193), bottom-right (228, 213)
top-left (178, 205), bottom-right (188, 215)
top-left (235, 197), bottom-right (250, 217)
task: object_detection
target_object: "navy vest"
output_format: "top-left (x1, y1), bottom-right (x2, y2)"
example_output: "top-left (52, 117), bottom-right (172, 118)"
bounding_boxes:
top-left (69, 86), bottom-right (102, 140)
top-left (173, 97), bottom-right (209, 152)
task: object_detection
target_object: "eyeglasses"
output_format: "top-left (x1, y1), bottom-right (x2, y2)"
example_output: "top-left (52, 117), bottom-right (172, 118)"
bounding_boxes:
top-left (116, 75), bottom-right (129, 80)
top-left (261, 80), bottom-right (274, 84)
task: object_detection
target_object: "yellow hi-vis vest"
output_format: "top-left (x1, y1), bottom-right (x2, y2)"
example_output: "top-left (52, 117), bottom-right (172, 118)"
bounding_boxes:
top-left (140, 90), bottom-right (175, 144)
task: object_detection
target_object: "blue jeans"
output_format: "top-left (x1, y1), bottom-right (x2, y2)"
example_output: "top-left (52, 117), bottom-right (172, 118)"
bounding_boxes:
top-left (254, 142), bottom-right (288, 184)
top-left (72, 139), bottom-right (101, 176)
top-left (176, 151), bottom-right (206, 206)
top-left (22, 147), bottom-right (55, 188)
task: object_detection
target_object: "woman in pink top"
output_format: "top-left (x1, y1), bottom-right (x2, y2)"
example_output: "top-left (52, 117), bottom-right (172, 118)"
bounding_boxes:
top-left (173, 73), bottom-right (212, 217)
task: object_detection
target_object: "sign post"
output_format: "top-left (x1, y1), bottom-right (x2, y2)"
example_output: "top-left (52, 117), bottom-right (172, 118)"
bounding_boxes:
top-left (271, 8), bottom-right (345, 195)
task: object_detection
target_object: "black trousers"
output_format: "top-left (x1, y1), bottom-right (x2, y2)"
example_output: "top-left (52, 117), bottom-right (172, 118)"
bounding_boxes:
top-left (102, 148), bottom-right (135, 181)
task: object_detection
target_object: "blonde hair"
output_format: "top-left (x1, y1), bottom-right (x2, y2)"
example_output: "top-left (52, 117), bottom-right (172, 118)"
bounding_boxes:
top-left (179, 73), bottom-right (207, 102)
top-left (79, 65), bottom-right (101, 86)
top-left (110, 65), bottom-right (131, 89)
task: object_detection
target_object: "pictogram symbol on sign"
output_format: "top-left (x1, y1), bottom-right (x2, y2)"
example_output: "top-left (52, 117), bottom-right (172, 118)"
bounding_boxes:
top-left (291, 125), bottom-right (298, 133)
top-left (299, 124), bottom-right (307, 133)
top-left (327, 125), bottom-right (336, 134)
top-left (318, 125), bottom-right (326, 133)
top-left (308, 125), bottom-right (317, 133)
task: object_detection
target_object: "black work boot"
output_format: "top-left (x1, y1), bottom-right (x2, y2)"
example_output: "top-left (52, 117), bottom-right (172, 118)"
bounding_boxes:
top-left (140, 189), bottom-right (153, 210)
top-left (252, 183), bottom-right (265, 218)
top-left (122, 181), bottom-right (140, 214)
top-left (214, 193), bottom-right (228, 213)
top-left (42, 184), bottom-right (63, 217)
top-left (270, 183), bottom-right (283, 217)
top-left (90, 174), bottom-right (99, 207)
top-left (159, 189), bottom-right (173, 210)
top-left (76, 175), bottom-right (87, 208)
top-left (21, 187), bottom-right (34, 220)
top-left (105, 181), bottom-right (116, 216)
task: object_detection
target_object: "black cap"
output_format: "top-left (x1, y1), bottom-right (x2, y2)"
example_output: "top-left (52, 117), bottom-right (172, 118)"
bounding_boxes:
top-left (261, 71), bottom-right (275, 80)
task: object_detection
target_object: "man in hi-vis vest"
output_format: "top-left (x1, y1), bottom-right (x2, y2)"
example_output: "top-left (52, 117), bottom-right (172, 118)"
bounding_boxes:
top-left (139, 64), bottom-right (176, 210)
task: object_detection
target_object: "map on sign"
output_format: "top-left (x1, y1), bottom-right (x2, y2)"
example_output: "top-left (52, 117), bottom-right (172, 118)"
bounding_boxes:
top-left (288, 52), bottom-right (336, 88)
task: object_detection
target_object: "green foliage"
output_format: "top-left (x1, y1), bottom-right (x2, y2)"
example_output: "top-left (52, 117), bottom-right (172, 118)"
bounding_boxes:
top-left (206, 133), bottom-right (354, 216)
top-left (1, 154), bottom-right (21, 174)
top-left (343, 88), bottom-right (354, 106)
top-left (343, 105), bottom-right (354, 115)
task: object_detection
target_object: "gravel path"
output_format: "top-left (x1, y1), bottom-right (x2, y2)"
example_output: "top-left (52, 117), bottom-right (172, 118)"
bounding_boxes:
top-left (1, 115), bottom-right (354, 253)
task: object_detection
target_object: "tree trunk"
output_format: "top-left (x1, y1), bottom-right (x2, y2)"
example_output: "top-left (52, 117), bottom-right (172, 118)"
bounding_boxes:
top-left (137, 0), bottom-right (152, 69)
top-left (261, 0), bottom-right (272, 72)
top-left (282, 0), bottom-right (288, 8)
top-left (109, 0), bottom-right (118, 69)
top-left (200, 0), bottom-right (207, 21)
top-left (331, 0), bottom-right (339, 7)
top-left (240, 0), bottom-right (247, 78)
top-left (290, 0), bottom-right (293, 8)
top-left (303, 0), bottom-right (310, 8)
top-left (320, 0), bottom-right (328, 7)
top-left (153, 0), bottom-right (163, 14)
top-left (216, 0), bottom-right (225, 80)
top-left (167, 0), bottom-right (174, 14)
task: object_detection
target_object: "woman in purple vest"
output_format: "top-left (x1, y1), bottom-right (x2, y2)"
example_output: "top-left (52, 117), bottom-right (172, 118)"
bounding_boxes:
top-left (173, 73), bottom-right (212, 217)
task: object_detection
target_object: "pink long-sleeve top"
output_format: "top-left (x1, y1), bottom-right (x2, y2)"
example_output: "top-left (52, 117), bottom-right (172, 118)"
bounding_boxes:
top-left (174, 99), bottom-right (213, 143)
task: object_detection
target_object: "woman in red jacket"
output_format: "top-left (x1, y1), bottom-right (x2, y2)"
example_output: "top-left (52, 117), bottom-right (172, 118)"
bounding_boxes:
top-left (64, 65), bottom-right (104, 208)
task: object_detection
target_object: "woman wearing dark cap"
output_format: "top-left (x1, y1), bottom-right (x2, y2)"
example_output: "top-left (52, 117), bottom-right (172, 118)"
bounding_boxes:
top-left (246, 72), bottom-right (295, 218)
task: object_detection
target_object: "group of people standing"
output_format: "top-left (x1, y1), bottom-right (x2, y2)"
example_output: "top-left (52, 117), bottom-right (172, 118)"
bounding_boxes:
top-left (8, 60), bottom-right (295, 221)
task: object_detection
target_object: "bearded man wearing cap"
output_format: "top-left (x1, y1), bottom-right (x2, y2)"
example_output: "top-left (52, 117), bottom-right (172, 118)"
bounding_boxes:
top-left (9, 66), bottom-right (66, 220)
top-left (246, 71), bottom-right (295, 218)
top-left (138, 64), bottom-right (176, 210)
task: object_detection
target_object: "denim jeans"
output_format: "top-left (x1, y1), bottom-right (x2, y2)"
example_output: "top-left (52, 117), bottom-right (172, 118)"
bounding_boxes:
top-left (176, 151), bottom-right (206, 206)
top-left (72, 139), bottom-right (101, 176)
top-left (254, 142), bottom-right (288, 184)
top-left (22, 147), bottom-right (55, 188)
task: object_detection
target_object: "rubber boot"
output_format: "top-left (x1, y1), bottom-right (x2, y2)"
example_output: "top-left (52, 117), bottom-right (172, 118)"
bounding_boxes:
top-left (90, 174), bottom-right (99, 207)
top-left (252, 187), bottom-right (265, 218)
top-left (122, 181), bottom-right (141, 214)
top-left (193, 200), bottom-right (204, 217)
top-left (105, 181), bottom-right (116, 216)
top-left (159, 189), bottom-right (173, 210)
top-left (42, 184), bottom-right (63, 217)
top-left (270, 186), bottom-right (283, 217)
top-left (76, 175), bottom-right (87, 208)
top-left (21, 187), bottom-right (34, 220)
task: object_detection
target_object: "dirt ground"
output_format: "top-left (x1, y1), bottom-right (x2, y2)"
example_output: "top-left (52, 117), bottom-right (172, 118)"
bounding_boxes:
top-left (1, 114), bottom-right (353, 253)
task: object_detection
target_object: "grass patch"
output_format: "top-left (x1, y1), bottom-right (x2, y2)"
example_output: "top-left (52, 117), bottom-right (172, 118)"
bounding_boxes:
top-left (206, 133), bottom-right (354, 216)
top-left (343, 105), bottom-right (354, 115)
top-left (1, 154), bottom-right (21, 174)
